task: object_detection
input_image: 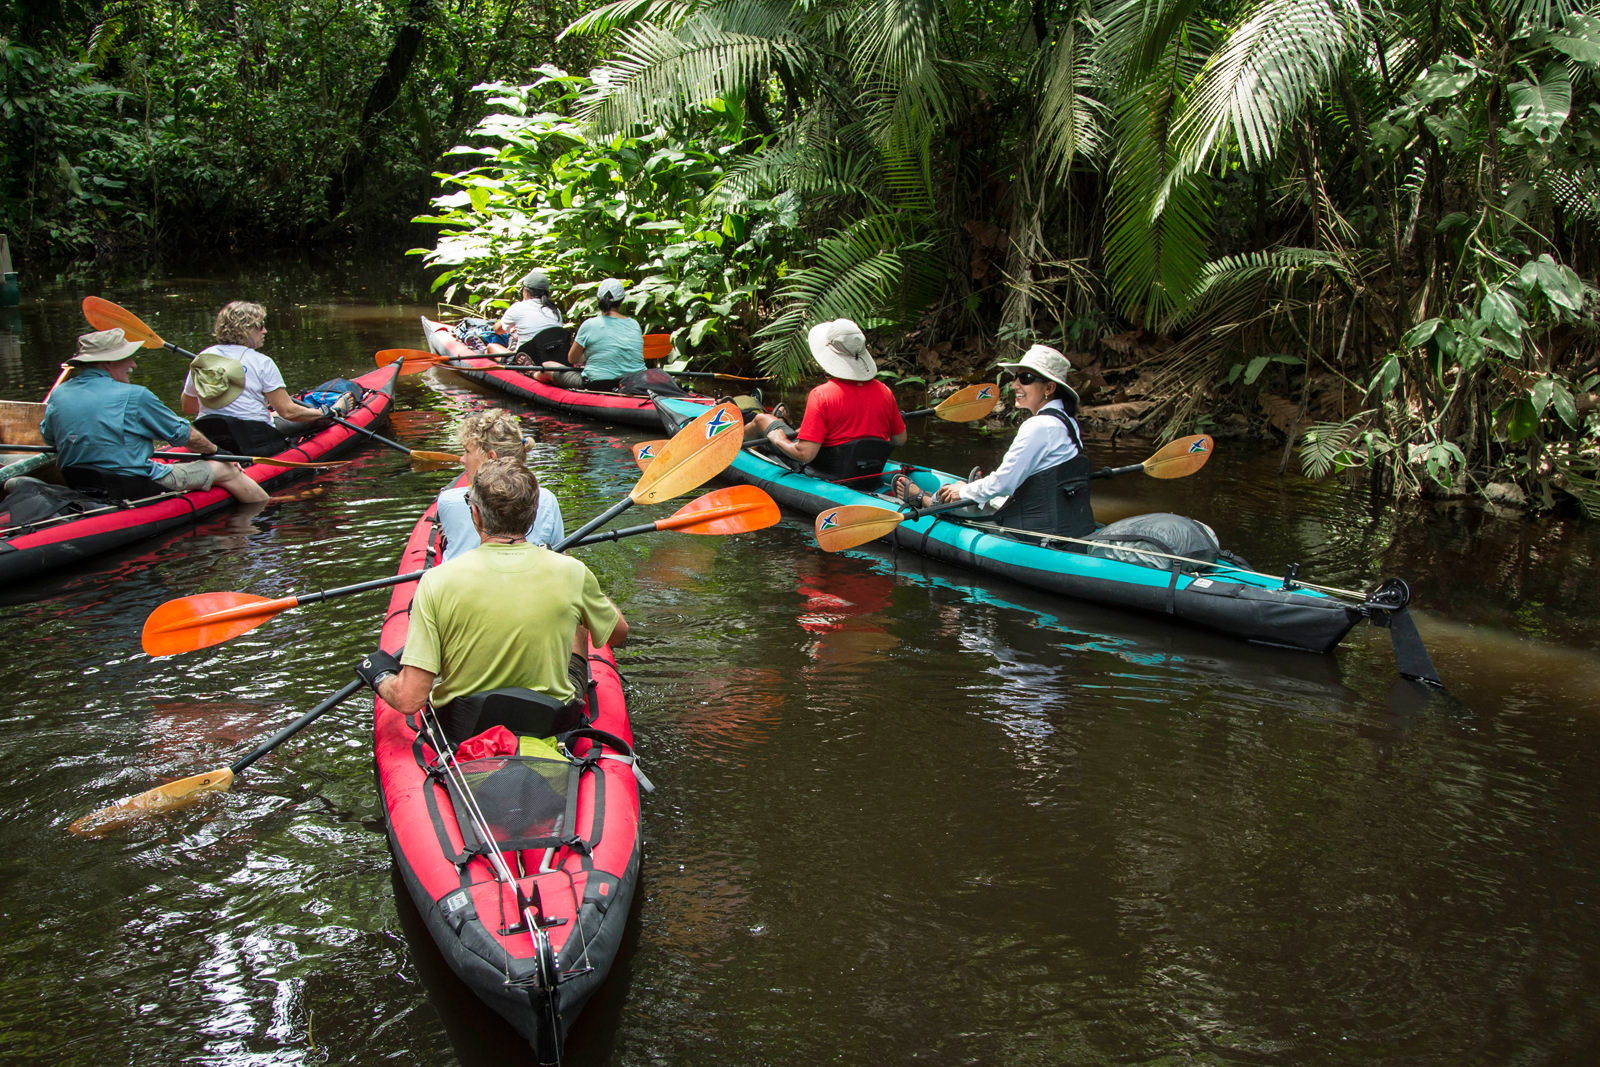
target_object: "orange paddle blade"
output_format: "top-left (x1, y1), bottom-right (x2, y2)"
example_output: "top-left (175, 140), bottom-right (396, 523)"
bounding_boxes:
top-left (632, 439), bottom-right (668, 472)
top-left (661, 485), bottom-right (780, 535)
top-left (934, 383), bottom-right (999, 422)
top-left (815, 504), bottom-right (906, 552)
top-left (643, 333), bottom-right (672, 361)
top-left (1144, 434), bottom-right (1214, 478)
top-left (376, 348), bottom-right (444, 370)
top-left (631, 402), bottom-right (743, 505)
top-left (82, 296), bottom-right (164, 348)
top-left (69, 768), bottom-right (235, 835)
top-left (142, 591), bottom-right (301, 657)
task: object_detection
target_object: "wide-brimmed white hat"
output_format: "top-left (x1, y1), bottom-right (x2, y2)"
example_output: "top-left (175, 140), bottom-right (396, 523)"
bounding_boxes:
top-left (806, 319), bottom-right (877, 382)
top-left (74, 328), bottom-right (142, 363)
top-left (997, 344), bottom-right (1078, 402)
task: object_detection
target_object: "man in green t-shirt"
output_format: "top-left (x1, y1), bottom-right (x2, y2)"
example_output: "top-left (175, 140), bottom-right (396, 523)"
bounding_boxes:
top-left (355, 458), bottom-right (629, 729)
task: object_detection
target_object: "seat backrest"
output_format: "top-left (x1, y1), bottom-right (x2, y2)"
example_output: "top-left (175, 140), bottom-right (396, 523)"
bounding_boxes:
top-left (517, 326), bottom-right (571, 363)
top-left (808, 437), bottom-right (896, 489)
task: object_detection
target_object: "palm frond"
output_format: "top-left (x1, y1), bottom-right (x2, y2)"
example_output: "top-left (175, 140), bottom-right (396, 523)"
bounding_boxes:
top-left (1036, 10), bottom-right (1113, 171)
top-left (563, 0), bottom-right (705, 38)
top-left (1300, 411), bottom-right (1378, 478)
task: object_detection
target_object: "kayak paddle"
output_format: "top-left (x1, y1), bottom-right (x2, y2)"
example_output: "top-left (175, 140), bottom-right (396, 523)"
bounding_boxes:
top-left (902, 383), bottom-right (1000, 422)
top-left (0, 442), bottom-right (350, 470)
top-left (324, 411), bottom-right (461, 465)
top-left (563, 484), bottom-right (779, 547)
top-left (554, 401), bottom-right (743, 550)
top-left (813, 435), bottom-right (1216, 552)
top-left (69, 675), bottom-right (371, 833)
top-left (141, 407), bottom-right (748, 657)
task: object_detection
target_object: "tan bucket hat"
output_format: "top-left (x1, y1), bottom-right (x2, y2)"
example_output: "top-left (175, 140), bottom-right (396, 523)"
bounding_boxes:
top-left (189, 352), bottom-right (247, 406)
top-left (74, 328), bottom-right (143, 363)
top-left (997, 343), bottom-right (1079, 403)
top-left (806, 319), bottom-right (878, 382)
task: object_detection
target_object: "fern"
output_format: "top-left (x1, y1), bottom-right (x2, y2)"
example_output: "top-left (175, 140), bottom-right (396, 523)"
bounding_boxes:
top-left (1299, 410), bottom-right (1378, 478)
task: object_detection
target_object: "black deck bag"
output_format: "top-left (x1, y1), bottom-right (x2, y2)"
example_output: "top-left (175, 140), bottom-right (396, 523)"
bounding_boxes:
top-left (1084, 512), bottom-right (1220, 570)
top-left (617, 368), bottom-right (689, 397)
top-left (0, 476), bottom-right (104, 526)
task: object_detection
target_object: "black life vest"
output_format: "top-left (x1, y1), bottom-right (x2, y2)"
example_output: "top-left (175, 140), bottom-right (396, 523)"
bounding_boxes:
top-left (806, 437), bottom-right (896, 490)
top-left (432, 686), bottom-right (589, 752)
top-left (992, 408), bottom-right (1094, 538)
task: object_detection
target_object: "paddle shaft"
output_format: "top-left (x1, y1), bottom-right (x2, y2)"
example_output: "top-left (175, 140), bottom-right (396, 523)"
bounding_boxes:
top-left (555, 497), bottom-right (634, 551)
top-left (232, 678), bottom-right (365, 774)
top-left (326, 412), bottom-right (419, 457)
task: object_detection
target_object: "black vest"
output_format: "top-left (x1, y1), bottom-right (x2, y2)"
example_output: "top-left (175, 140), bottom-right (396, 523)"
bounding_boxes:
top-left (806, 437), bottom-right (896, 490)
top-left (992, 408), bottom-right (1094, 537)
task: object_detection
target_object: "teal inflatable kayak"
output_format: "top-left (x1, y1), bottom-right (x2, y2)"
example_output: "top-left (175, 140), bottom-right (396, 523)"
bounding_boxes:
top-left (655, 397), bottom-right (1423, 658)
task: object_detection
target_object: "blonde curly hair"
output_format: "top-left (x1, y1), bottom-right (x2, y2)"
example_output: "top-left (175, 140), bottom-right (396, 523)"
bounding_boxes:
top-left (456, 408), bottom-right (529, 459)
top-left (213, 301), bottom-right (267, 346)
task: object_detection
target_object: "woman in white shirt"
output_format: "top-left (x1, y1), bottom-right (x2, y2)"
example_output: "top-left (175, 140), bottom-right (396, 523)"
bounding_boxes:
top-left (487, 269), bottom-right (564, 356)
top-left (894, 344), bottom-right (1095, 538)
top-left (181, 301), bottom-right (352, 453)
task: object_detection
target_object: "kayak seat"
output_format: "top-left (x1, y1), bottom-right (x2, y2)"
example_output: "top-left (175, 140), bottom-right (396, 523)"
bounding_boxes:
top-left (195, 414), bottom-right (289, 456)
top-left (434, 686), bottom-right (586, 752)
top-left (514, 325), bottom-right (571, 364)
top-left (805, 437), bottom-right (896, 490)
top-left (59, 465), bottom-right (165, 501)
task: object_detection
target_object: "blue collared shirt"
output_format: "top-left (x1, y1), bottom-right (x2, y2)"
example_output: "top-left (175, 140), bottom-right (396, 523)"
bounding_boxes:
top-left (436, 485), bottom-right (566, 560)
top-left (40, 368), bottom-right (192, 479)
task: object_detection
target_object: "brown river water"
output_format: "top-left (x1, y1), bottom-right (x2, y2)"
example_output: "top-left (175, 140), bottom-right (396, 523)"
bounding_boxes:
top-left (1, 259), bottom-right (1598, 1065)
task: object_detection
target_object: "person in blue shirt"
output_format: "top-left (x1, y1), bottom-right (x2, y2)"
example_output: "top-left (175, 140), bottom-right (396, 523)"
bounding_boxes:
top-left (435, 408), bottom-right (564, 560)
top-left (534, 278), bottom-right (644, 391)
top-left (40, 329), bottom-right (268, 503)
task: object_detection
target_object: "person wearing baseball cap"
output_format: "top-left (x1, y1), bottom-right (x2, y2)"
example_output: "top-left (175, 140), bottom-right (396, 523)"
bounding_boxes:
top-left (39, 328), bottom-right (268, 504)
top-left (488, 269), bottom-right (564, 357)
top-left (748, 318), bottom-right (907, 486)
top-left (535, 278), bottom-right (646, 391)
top-left (893, 342), bottom-right (1093, 538)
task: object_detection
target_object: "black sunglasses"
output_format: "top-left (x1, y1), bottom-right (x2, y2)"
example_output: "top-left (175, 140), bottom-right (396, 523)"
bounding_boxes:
top-left (1013, 370), bottom-right (1040, 385)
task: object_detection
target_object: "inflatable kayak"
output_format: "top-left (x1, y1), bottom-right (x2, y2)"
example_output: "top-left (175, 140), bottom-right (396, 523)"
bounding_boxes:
top-left (374, 484), bottom-right (645, 1062)
top-left (421, 316), bottom-right (717, 430)
top-left (655, 396), bottom-right (1413, 655)
top-left (0, 363), bottom-right (400, 586)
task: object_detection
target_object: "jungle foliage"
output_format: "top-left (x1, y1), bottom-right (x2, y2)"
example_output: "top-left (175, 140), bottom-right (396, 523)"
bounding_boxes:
top-left (422, 0), bottom-right (1600, 517)
top-left (0, 0), bottom-right (604, 256)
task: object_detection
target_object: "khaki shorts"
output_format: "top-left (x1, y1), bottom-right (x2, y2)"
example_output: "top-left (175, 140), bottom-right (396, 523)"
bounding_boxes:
top-left (152, 460), bottom-right (216, 492)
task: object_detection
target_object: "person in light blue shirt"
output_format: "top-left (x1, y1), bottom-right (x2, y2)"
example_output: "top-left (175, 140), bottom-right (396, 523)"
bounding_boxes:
top-left (436, 408), bottom-right (564, 560)
top-left (535, 278), bottom-right (644, 391)
top-left (40, 328), bottom-right (267, 503)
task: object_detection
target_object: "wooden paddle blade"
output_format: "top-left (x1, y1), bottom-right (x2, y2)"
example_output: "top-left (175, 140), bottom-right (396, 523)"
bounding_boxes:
top-left (142, 591), bottom-right (296, 656)
top-left (69, 767), bottom-right (235, 835)
top-left (0, 399), bottom-right (47, 446)
top-left (934, 383), bottom-right (999, 422)
top-left (632, 440), bottom-right (667, 472)
top-left (82, 296), bottom-right (164, 348)
top-left (643, 333), bottom-right (672, 361)
top-left (245, 456), bottom-right (352, 469)
top-left (1143, 434), bottom-right (1214, 478)
top-left (631, 402), bottom-right (743, 505)
top-left (408, 449), bottom-right (464, 466)
top-left (814, 504), bottom-right (906, 552)
top-left (375, 347), bottom-right (440, 368)
top-left (661, 486), bottom-right (780, 535)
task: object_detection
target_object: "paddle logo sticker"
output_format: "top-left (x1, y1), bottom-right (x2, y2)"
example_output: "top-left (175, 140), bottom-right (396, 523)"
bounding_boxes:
top-left (819, 509), bottom-right (842, 532)
top-left (1188, 438), bottom-right (1209, 454)
top-left (638, 443), bottom-right (656, 463)
top-left (703, 408), bottom-right (737, 439)
top-left (978, 385), bottom-right (995, 400)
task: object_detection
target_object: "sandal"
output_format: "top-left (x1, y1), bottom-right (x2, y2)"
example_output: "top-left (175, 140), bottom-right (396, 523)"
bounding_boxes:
top-left (892, 475), bottom-right (931, 508)
top-left (771, 402), bottom-right (789, 422)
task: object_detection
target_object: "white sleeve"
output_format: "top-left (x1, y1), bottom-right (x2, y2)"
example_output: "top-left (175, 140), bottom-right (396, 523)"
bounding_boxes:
top-left (962, 417), bottom-right (1056, 503)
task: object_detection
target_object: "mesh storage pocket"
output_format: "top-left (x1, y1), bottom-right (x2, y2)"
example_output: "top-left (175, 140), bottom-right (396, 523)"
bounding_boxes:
top-left (448, 755), bottom-right (578, 855)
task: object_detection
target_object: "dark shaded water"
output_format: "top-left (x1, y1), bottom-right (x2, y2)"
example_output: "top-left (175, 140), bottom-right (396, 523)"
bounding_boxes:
top-left (2, 261), bottom-right (1599, 1065)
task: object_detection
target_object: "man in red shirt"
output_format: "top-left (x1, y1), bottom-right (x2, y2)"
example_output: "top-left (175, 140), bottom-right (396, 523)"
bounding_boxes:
top-left (753, 319), bottom-right (906, 483)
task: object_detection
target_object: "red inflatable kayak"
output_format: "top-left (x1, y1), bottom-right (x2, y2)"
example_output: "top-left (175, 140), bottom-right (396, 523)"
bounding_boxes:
top-left (0, 362), bottom-right (399, 585)
top-left (421, 315), bottom-right (715, 429)
top-left (374, 483), bottom-right (644, 1062)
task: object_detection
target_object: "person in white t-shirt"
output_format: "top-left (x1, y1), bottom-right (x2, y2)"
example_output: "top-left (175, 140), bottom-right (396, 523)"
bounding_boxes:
top-left (180, 301), bottom-right (352, 452)
top-left (487, 270), bottom-right (564, 356)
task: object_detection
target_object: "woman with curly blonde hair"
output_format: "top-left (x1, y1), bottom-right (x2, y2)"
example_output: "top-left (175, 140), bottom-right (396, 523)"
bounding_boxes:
top-left (180, 300), bottom-right (354, 454)
top-left (435, 407), bottom-right (565, 560)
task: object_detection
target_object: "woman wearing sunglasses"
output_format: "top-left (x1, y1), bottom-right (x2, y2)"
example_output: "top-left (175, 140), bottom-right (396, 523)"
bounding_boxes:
top-left (892, 344), bottom-right (1095, 538)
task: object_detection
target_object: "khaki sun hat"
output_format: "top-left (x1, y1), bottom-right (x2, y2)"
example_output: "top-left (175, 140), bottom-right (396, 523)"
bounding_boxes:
top-left (997, 343), bottom-right (1079, 403)
top-left (188, 351), bottom-right (247, 407)
top-left (74, 328), bottom-right (143, 363)
top-left (806, 319), bottom-right (878, 382)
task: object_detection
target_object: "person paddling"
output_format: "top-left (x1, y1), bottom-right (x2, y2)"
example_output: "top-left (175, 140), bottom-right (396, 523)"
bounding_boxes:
top-left (749, 318), bottom-right (907, 487)
top-left (354, 457), bottom-right (629, 749)
top-left (435, 408), bottom-right (564, 560)
top-left (534, 278), bottom-right (645, 392)
top-left (893, 343), bottom-right (1091, 538)
top-left (487, 269), bottom-right (564, 358)
top-left (40, 328), bottom-right (268, 504)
